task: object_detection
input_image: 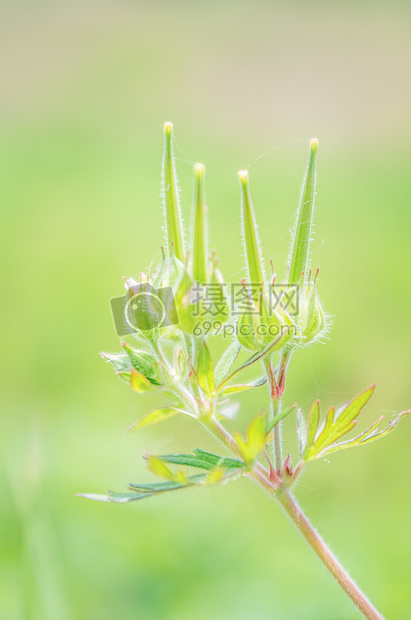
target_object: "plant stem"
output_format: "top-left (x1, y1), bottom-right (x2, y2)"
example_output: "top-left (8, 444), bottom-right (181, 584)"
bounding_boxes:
top-left (271, 397), bottom-right (283, 471)
top-left (263, 355), bottom-right (284, 471)
top-left (204, 417), bottom-right (383, 619)
top-left (276, 487), bottom-right (385, 620)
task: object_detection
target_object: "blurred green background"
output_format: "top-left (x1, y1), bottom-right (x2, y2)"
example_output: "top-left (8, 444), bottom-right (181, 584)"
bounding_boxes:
top-left (1, 1), bottom-right (411, 619)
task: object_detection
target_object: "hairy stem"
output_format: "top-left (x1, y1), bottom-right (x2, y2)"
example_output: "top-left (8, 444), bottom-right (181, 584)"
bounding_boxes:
top-left (204, 415), bottom-right (383, 619)
top-left (263, 356), bottom-right (283, 471)
top-left (276, 487), bottom-right (385, 620)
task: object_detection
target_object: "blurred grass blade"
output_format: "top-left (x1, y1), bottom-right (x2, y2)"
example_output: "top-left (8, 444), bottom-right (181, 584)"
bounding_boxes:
top-left (192, 163), bottom-right (208, 283)
top-left (238, 169), bottom-right (265, 289)
top-left (288, 139), bottom-right (318, 284)
top-left (162, 122), bottom-right (185, 261)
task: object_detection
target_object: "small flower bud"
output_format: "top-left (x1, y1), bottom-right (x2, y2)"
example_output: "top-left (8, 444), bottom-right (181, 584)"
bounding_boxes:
top-left (236, 286), bottom-right (295, 352)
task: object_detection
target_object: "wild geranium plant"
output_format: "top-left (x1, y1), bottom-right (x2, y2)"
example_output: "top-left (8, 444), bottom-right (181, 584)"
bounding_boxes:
top-left (80, 123), bottom-right (409, 620)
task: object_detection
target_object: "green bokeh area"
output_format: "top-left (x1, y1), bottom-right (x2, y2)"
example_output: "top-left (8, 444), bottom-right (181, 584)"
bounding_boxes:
top-left (1, 2), bottom-right (411, 619)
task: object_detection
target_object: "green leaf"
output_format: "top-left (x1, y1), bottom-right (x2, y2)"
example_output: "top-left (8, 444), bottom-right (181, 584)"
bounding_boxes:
top-left (162, 122), bottom-right (185, 261)
top-left (121, 343), bottom-right (161, 385)
top-left (78, 473), bottom-right (209, 504)
top-left (214, 342), bottom-right (241, 386)
top-left (218, 375), bottom-right (267, 396)
top-left (303, 400), bottom-right (320, 459)
top-left (129, 475), bottom-right (205, 492)
top-left (197, 341), bottom-right (214, 396)
top-left (238, 169), bottom-right (265, 290)
top-left (126, 405), bottom-right (183, 432)
top-left (334, 385), bottom-right (375, 430)
top-left (158, 449), bottom-right (244, 471)
top-left (145, 454), bottom-right (189, 483)
top-left (318, 410), bottom-right (410, 458)
top-left (130, 369), bottom-right (158, 393)
top-left (302, 385), bottom-right (399, 462)
top-left (288, 139), bottom-right (318, 284)
top-left (266, 402), bottom-right (298, 433)
top-left (234, 414), bottom-right (267, 467)
top-left (192, 163), bottom-right (208, 283)
top-left (217, 334), bottom-right (289, 392)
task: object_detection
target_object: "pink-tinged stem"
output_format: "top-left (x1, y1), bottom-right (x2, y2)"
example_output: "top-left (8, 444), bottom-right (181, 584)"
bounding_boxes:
top-left (276, 488), bottom-right (385, 620)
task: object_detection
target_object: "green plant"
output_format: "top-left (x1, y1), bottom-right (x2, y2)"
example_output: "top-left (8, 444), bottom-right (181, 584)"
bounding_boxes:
top-left (80, 122), bottom-right (409, 620)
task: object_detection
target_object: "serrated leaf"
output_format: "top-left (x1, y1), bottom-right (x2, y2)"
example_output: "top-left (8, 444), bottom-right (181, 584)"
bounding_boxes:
top-left (302, 385), bottom-right (401, 462)
top-left (218, 375), bottom-right (267, 396)
top-left (126, 405), bottom-right (183, 432)
top-left (197, 341), bottom-right (214, 396)
top-left (214, 342), bottom-right (241, 386)
top-left (288, 139), bottom-right (318, 284)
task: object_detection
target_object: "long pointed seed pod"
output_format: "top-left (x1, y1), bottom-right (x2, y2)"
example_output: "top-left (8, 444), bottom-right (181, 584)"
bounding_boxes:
top-left (162, 122), bottom-right (185, 261)
top-left (192, 163), bottom-right (208, 283)
top-left (288, 139), bottom-right (318, 285)
top-left (238, 170), bottom-right (265, 292)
